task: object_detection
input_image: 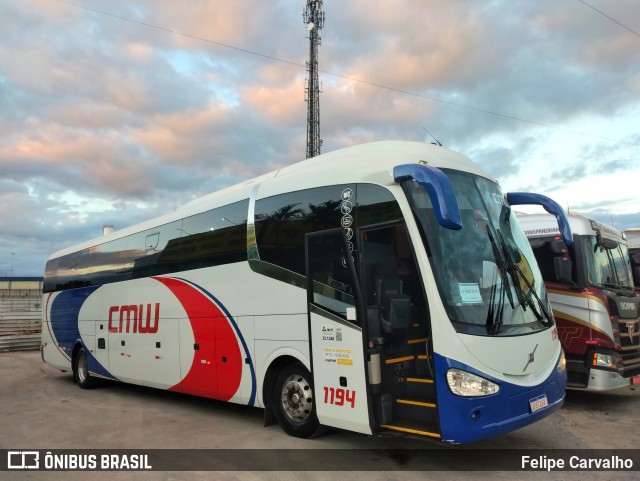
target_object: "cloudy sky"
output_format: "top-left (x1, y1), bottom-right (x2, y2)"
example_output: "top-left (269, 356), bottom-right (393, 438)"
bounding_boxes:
top-left (1, 0), bottom-right (639, 277)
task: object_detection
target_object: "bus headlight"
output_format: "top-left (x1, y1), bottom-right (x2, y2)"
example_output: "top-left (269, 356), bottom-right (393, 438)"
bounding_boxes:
top-left (557, 351), bottom-right (566, 373)
top-left (446, 368), bottom-right (500, 397)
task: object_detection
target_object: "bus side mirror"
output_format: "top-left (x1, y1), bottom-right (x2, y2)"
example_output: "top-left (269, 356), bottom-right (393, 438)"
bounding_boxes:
top-left (506, 192), bottom-right (573, 246)
top-left (554, 257), bottom-right (573, 284)
top-left (394, 164), bottom-right (462, 230)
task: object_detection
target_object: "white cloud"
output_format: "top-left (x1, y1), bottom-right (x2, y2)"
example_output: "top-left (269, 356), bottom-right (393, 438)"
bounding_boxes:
top-left (1, 0), bottom-right (639, 275)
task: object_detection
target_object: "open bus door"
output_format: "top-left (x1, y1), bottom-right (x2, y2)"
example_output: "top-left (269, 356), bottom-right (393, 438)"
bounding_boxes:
top-left (305, 228), bottom-right (373, 435)
top-left (359, 222), bottom-right (440, 439)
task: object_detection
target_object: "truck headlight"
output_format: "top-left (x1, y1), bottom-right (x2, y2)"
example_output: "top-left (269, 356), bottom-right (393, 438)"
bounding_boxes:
top-left (593, 352), bottom-right (617, 369)
top-left (446, 368), bottom-right (500, 397)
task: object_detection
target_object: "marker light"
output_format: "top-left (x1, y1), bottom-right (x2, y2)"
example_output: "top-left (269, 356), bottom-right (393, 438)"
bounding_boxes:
top-left (446, 368), bottom-right (500, 397)
top-left (557, 351), bottom-right (566, 373)
top-left (593, 353), bottom-right (617, 369)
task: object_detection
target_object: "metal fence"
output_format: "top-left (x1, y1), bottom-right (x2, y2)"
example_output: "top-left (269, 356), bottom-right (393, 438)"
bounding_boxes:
top-left (0, 297), bottom-right (42, 352)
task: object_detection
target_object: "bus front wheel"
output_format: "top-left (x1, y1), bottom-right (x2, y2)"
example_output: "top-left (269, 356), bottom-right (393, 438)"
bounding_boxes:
top-left (273, 362), bottom-right (322, 438)
top-left (74, 347), bottom-right (98, 389)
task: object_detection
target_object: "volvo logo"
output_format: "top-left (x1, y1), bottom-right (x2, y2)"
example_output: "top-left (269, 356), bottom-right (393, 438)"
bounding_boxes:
top-left (523, 344), bottom-right (538, 372)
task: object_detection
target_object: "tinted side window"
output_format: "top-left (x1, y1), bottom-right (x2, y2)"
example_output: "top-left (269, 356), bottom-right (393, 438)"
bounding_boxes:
top-left (80, 236), bottom-right (133, 286)
top-left (356, 184), bottom-right (403, 229)
top-left (43, 200), bottom-right (249, 293)
top-left (130, 221), bottom-right (183, 278)
top-left (160, 200), bottom-right (248, 272)
top-left (44, 236), bottom-right (133, 292)
top-left (254, 185), bottom-right (353, 275)
top-left (44, 253), bottom-right (79, 292)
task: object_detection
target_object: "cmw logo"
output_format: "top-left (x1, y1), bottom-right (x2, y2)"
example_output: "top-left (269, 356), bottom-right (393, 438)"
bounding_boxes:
top-left (7, 451), bottom-right (39, 469)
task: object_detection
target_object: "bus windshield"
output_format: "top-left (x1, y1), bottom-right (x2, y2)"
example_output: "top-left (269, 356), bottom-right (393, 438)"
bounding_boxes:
top-left (582, 236), bottom-right (634, 291)
top-left (402, 169), bottom-right (553, 336)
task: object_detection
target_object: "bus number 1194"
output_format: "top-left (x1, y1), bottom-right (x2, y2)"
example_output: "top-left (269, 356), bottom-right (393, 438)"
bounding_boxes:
top-left (323, 387), bottom-right (356, 408)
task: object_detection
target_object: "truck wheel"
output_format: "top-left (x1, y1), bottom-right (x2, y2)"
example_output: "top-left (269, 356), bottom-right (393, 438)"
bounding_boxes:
top-left (273, 362), bottom-right (322, 438)
top-left (74, 347), bottom-right (98, 389)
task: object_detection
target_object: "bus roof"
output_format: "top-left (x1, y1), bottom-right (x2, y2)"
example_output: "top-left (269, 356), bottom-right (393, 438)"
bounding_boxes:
top-left (48, 141), bottom-right (493, 260)
top-left (517, 212), bottom-right (625, 242)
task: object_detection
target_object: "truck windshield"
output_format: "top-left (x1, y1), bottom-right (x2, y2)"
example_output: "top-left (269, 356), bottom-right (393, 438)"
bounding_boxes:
top-left (630, 249), bottom-right (640, 289)
top-left (402, 169), bottom-right (554, 336)
top-left (582, 236), bottom-right (634, 291)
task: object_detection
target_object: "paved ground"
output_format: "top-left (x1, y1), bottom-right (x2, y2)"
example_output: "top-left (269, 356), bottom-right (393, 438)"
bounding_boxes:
top-left (1, 351), bottom-right (639, 480)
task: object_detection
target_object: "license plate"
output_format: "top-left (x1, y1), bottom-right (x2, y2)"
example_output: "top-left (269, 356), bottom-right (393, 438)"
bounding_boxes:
top-left (632, 376), bottom-right (640, 385)
top-left (529, 394), bottom-right (548, 413)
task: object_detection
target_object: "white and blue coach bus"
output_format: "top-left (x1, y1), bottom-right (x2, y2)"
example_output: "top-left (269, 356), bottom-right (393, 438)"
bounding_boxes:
top-left (41, 141), bottom-right (568, 444)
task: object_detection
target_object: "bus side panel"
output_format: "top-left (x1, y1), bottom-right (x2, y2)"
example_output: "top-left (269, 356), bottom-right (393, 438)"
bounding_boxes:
top-left (254, 313), bottom-right (309, 342)
top-left (125, 276), bottom-right (183, 389)
top-left (227, 316), bottom-right (256, 405)
top-left (78, 316), bottom-right (95, 341)
top-left (95, 319), bottom-right (110, 376)
top-left (43, 260), bottom-right (306, 408)
top-left (45, 287), bottom-right (102, 372)
top-left (147, 276), bottom-right (231, 400)
top-left (67, 275), bottom-right (257, 400)
top-left (137, 319), bottom-right (181, 390)
top-left (185, 263), bottom-right (307, 406)
top-left (41, 292), bottom-right (72, 371)
top-left (78, 280), bottom-right (182, 386)
top-left (253, 313), bottom-right (310, 409)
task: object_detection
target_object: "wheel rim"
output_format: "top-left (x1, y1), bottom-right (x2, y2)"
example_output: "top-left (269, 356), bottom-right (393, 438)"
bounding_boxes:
top-left (280, 373), bottom-right (313, 424)
top-left (77, 354), bottom-right (88, 384)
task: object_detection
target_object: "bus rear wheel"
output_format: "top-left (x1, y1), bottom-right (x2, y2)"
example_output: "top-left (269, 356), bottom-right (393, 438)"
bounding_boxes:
top-left (74, 347), bottom-right (98, 389)
top-left (273, 362), bottom-right (322, 438)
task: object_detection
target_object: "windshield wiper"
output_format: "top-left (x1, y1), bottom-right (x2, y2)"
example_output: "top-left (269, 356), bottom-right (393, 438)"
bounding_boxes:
top-left (601, 281), bottom-right (635, 293)
top-left (496, 230), bottom-right (554, 325)
top-left (496, 230), bottom-right (529, 311)
top-left (485, 227), bottom-right (514, 335)
top-left (512, 264), bottom-right (554, 324)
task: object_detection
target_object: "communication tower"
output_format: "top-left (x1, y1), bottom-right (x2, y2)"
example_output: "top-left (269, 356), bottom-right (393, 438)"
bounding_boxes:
top-left (303, 0), bottom-right (325, 158)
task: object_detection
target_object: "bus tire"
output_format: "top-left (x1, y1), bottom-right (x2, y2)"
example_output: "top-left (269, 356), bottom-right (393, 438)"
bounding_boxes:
top-left (74, 347), bottom-right (98, 389)
top-left (273, 362), bottom-right (322, 438)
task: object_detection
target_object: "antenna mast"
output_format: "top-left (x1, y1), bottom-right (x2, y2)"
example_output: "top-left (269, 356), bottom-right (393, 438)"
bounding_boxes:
top-left (303, 0), bottom-right (324, 158)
